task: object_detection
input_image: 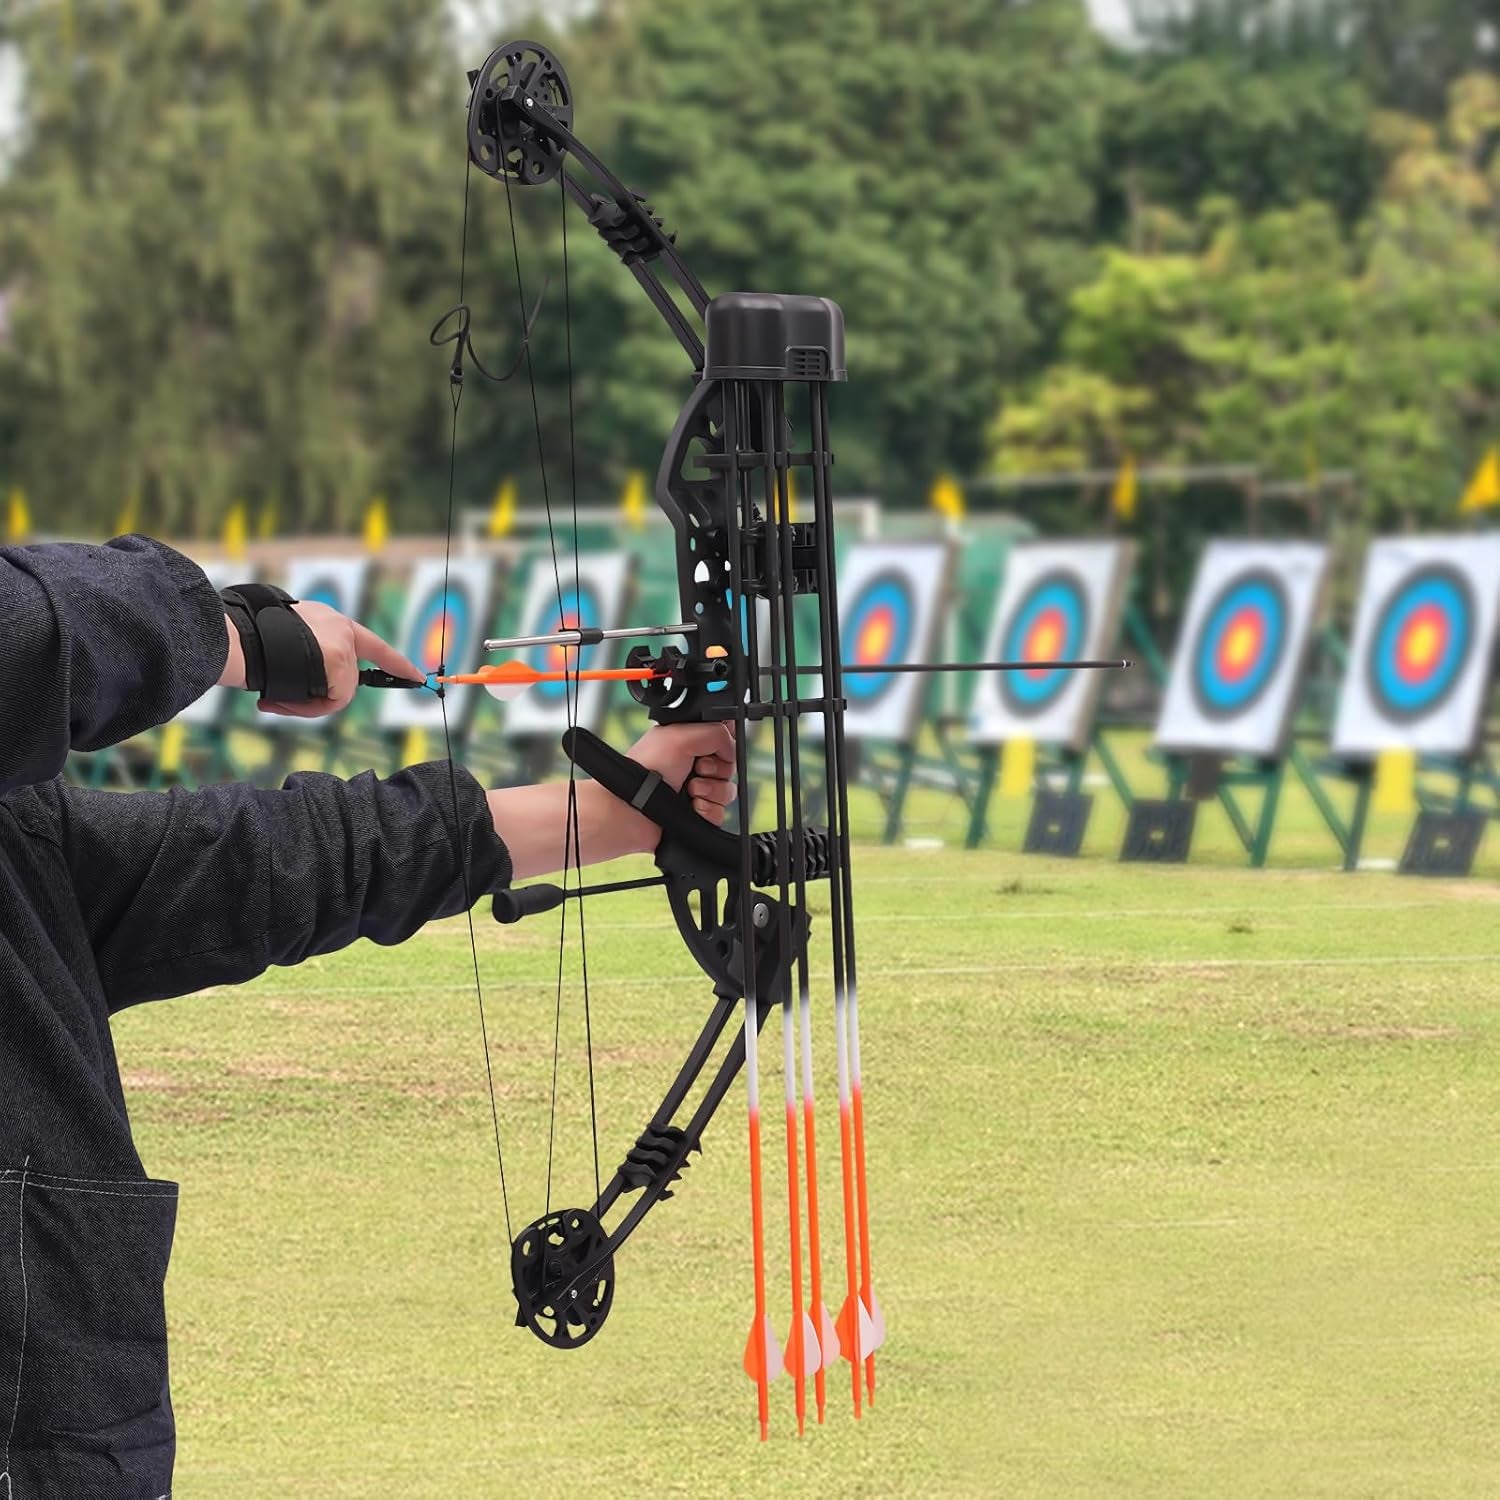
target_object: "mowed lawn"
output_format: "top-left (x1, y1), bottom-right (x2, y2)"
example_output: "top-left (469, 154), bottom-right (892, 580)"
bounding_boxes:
top-left (112, 761), bottom-right (1500, 1497)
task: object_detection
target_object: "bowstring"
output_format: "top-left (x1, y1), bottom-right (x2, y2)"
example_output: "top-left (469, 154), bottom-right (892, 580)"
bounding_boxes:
top-left (497, 153), bottom-right (601, 1219)
top-left (443, 157), bottom-right (513, 1242)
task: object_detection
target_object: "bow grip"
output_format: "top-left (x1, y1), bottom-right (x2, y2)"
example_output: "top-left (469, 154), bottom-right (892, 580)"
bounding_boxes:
top-left (561, 726), bottom-right (743, 874)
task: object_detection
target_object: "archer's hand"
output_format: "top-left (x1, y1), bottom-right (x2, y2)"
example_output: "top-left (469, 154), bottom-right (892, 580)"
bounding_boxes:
top-left (628, 721), bottom-right (738, 827)
top-left (259, 603), bottom-right (423, 719)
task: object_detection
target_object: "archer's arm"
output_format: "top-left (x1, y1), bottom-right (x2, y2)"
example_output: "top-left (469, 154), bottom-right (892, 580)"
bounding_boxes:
top-left (0, 535), bottom-right (226, 790)
top-left (49, 762), bottom-right (512, 1010)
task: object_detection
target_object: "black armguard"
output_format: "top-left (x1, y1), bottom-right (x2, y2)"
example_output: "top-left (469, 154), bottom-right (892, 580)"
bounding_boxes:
top-left (219, 583), bottom-right (329, 702)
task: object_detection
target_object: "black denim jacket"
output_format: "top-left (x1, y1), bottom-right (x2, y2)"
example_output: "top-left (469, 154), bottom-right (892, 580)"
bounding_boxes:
top-left (0, 536), bottom-right (510, 1496)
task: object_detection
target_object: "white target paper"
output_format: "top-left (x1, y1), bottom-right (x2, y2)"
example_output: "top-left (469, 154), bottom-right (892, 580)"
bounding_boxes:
top-left (501, 552), bottom-right (633, 738)
top-left (968, 540), bottom-right (1134, 752)
top-left (1332, 534), bottom-right (1500, 759)
top-left (377, 557), bottom-right (497, 731)
top-left (1156, 540), bottom-right (1329, 757)
top-left (177, 561), bottom-right (254, 727)
top-left (819, 541), bottom-right (951, 744)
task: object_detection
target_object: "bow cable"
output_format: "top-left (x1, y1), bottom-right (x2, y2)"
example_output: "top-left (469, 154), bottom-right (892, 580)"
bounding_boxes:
top-left (496, 153), bottom-right (603, 1216)
top-left (440, 158), bottom-right (514, 1242)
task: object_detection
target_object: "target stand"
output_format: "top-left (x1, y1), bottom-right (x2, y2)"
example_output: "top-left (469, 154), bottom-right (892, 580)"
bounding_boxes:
top-left (1143, 541), bottom-right (1331, 868)
top-left (1310, 536), bottom-right (1500, 873)
top-left (963, 540), bottom-right (1143, 854)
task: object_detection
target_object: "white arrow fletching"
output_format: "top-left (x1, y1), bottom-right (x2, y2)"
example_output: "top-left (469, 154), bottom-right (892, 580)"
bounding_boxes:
top-left (743, 1314), bottom-right (785, 1383)
top-left (784, 1311), bottom-right (821, 1378)
top-left (865, 1290), bottom-right (887, 1351)
top-left (817, 1304), bottom-right (839, 1371)
top-left (483, 681), bottom-right (530, 702)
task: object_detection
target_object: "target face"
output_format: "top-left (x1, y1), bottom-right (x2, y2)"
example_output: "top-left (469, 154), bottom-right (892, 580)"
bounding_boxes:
top-left (999, 569), bottom-right (1091, 717)
top-left (1189, 570), bottom-right (1288, 721)
top-left (815, 542), bottom-right (950, 744)
top-left (524, 583), bottom-right (603, 705)
top-left (1332, 536), bottom-right (1500, 758)
top-left (1156, 541), bottom-right (1329, 757)
top-left (840, 571), bottom-right (915, 705)
top-left (969, 541), bottom-right (1133, 751)
top-left (1366, 565), bottom-right (1473, 722)
top-left (409, 588), bottom-right (470, 676)
top-left (379, 558), bottom-right (495, 730)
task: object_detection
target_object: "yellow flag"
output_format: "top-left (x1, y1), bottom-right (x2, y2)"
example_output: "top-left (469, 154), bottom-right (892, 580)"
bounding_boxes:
top-left (400, 728), bottom-right (428, 767)
top-left (487, 477), bottom-right (517, 538)
top-left (620, 470), bottom-right (648, 531)
top-left (363, 496), bottom-right (390, 553)
top-left (256, 497), bottom-right (279, 540)
top-left (999, 737), bottom-right (1037, 799)
top-left (1458, 448), bottom-right (1500, 513)
top-left (223, 500), bottom-right (249, 561)
top-left (6, 487), bottom-right (31, 541)
top-left (1110, 454), bottom-right (1138, 522)
top-left (765, 467), bottom-right (798, 523)
top-left (117, 492), bottom-right (140, 536)
top-left (929, 473), bottom-right (965, 522)
top-left (158, 722), bottom-right (186, 777)
top-left (1373, 748), bottom-right (1417, 815)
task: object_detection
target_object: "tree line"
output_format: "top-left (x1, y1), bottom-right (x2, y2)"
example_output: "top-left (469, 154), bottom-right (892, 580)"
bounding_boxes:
top-left (0, 0), bottom-right (1494, 536)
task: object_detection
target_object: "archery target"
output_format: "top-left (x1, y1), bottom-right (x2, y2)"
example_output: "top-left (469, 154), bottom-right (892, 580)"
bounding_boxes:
top-left (969, 541), bottom-right (1133, 751)
top-left (1333, 536), bottom-right (1500, 758)
top-left (261, 558), bottom-right (376, 734)
top-left (177, 560), bottom-right (255, 727)
top-left (812, 542), bottom-right (950, 743)
top-left (378, 557), bottom-right (497, 731)
top-left (1189, 570), bottom-right (1287, 721)
top-left (502, 552), bottom-right (632, 737)
top-left (1156, 541), bottom-right (1329, 757)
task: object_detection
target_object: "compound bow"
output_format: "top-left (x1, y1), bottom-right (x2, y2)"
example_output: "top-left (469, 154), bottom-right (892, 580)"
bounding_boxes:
top-left (423, 38), bottom-right (1122, 1441)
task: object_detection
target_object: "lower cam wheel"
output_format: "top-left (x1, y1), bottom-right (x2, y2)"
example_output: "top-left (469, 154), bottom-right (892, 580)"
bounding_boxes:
top-left (510, 1209), bottom-right (615, 1349)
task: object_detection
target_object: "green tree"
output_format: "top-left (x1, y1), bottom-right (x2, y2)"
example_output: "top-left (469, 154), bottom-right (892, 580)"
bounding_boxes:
top-left (455, 0), bottom-right (1115, 506)
top-left (0, 0), bottom-right (460, 534)
top-left (994, 74), bottom-right (1500, 527)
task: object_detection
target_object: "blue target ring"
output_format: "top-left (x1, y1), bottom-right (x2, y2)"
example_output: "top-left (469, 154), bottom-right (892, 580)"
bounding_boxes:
top-left (408, 585), bottom-right (472, 675)
top-left (1367, 564), bottom-right (1473, 722)
top-left (999, 570), bottom-right (1090, 716)
top-left (1189, 570), bottom-right (1288, 721)
top-left (526, 583), bottom-right (602, 704)
top-left (840, 572), bottom-right (915, 704)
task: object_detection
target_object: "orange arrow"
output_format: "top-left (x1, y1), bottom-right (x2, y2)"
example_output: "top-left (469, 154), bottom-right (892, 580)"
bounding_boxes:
top-left (435, 661), bottom-right (658, 700)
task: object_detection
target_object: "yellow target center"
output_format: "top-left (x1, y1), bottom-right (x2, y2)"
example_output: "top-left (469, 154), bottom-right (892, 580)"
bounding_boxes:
top-left (1224, 622), bottom-right (1257, 669)
top-left (863, 615), bottom-right (893, 660)
top-left (1032, 619), bottom-right (1062, 659)
top-left (1406, 619), bottom-right (1439, 669)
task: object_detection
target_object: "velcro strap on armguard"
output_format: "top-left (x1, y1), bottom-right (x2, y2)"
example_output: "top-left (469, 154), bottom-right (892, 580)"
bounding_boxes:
top-left (219, 583), bottom-right (329, 703)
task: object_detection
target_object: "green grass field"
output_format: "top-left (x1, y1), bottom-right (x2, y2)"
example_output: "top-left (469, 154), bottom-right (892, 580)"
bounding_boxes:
top-left (112, 754), bottom-right (1500, 1496)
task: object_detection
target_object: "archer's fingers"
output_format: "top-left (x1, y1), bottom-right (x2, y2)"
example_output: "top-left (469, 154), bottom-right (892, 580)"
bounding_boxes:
top-left (352, 621), bottom-right (424, 684)
top-left (691, 798), bottom-right (728, 826)
top-left (692, 752), bottom-right (736, 782)
top-left (671, 721), bottom-right (736, 760)
top-left (687, 774), bottom-right (737, 808)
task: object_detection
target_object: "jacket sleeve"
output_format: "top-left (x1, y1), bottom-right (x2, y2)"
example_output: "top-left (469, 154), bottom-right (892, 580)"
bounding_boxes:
top-left (0, 535), bottom-right (226, 792)
top-left (46, 761), bottom-right (512, 1011)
